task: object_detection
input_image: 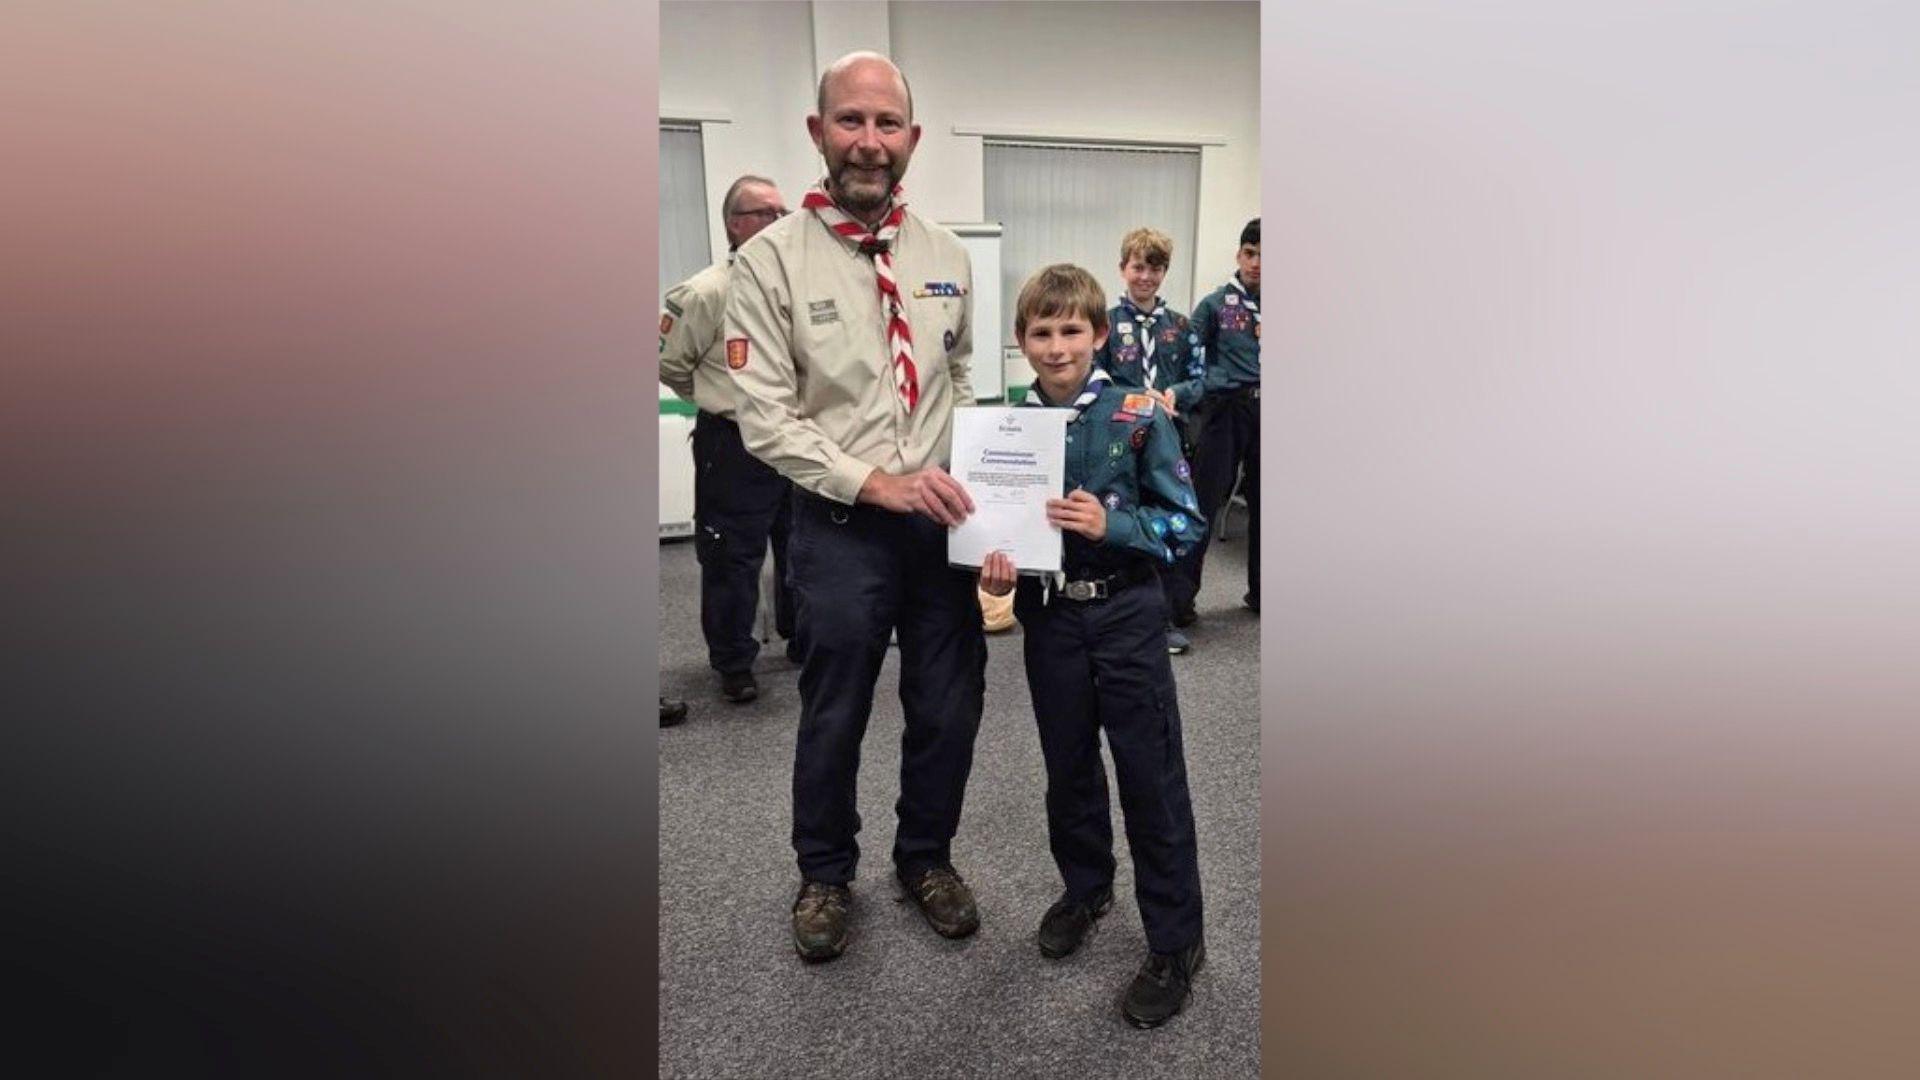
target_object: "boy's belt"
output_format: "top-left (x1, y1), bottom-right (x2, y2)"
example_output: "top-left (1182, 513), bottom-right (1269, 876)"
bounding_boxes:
top-left (1049, 562), bottom-right (1158, 603)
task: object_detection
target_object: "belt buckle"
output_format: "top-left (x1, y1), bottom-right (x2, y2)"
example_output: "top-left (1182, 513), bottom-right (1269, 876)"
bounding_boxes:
top-left (1063, 579), bottom-right (1106, 601)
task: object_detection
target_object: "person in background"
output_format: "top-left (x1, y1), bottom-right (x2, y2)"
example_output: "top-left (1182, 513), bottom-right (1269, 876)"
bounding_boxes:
top-left (660, 696), bottom-right (688, 727)
top-left (1181, 218), bottom-right (1261, 619)
top-left (659, 175), bottom-right (797, 705)
top-left (981, 263), bottom-right (1207, 1029)
top-left (726, 51), bottom-right (986, 962)
top-left (1094, 227), bottom-right (1206, 654)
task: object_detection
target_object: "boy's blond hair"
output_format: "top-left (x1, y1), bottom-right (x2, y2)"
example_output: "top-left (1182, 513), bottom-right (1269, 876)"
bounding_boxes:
top-left (1014, 264), bottom-right (1109, 338)
top-left (1119, 227), bottom-right (1173, 270)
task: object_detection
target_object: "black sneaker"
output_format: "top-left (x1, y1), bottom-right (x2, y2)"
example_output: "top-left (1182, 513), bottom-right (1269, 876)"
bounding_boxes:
top-left (792, 881), bottom-right (851, 961)
top-left (720, 670), bottom-right (758, 703)
top-left (1037, 885), bottom-right (1113, 959)
top-left (1122, 939), bottom-right (1206, 1028)
top-left (659, 697), bottom-right (688, 727)
top-left (897, 865), bottom-right (980, 939)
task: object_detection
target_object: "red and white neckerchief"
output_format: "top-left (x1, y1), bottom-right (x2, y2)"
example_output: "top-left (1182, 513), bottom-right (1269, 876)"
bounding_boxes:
top-left (802, 180), bottom-right (918, 412)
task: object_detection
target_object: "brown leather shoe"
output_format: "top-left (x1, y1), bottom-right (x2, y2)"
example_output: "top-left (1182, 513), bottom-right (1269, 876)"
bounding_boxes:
top-left (897, 865), bottom-right (980, 938)
top-left (792, 881), bottom-right (851, 961)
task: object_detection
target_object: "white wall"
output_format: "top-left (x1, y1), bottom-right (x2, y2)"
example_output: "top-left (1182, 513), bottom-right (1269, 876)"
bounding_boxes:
top-left (658, 1), bottom-right (823, 261)
top-left (892, 1), bottom-right (1259, 294)
top-left (660, 0), bottom-right (1259, 288)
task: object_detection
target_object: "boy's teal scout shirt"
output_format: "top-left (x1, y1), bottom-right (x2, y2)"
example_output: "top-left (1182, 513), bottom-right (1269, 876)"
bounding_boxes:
top-left (1093, 296), bottom-right (1207, 413)
top-left (1023, 370), bottom-right (1207, 575)
top-left (1191, 272), bottom-right (1260, 394)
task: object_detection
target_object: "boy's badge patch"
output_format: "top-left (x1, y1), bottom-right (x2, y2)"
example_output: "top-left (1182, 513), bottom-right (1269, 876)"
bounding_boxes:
top-left (1170, 513), bottom-right (1189, 533)
top-left (1226, 294), bottom-right (1240, 306)
top-left (1150, 518), bottom-right (1168, 538)
top-left (912, 282), bottom-right (968, 298)
top-left (1108, 442), bottom-right (1126, 459)
top-left (1103, 492), bottom-right (1122, 510)
top-left (1120, 393), bottom-right (1155, 417)
top-left (1118, 322), bottom-right (1133, 335)
top-left (725, 338), bottom-right (749, 370)
top-left (1129, 426), bottom-right (1148, 451)
top-left (659, 312), bottom-right (675, 335)
top-left (1175, 458), bottom-right (1192, 482)
top-left (943, 328), bottom-right (955, 351)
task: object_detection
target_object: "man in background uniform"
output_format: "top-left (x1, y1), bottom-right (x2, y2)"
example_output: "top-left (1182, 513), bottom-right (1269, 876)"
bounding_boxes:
top-left (726, 51), bottom-right (987, 962)
top-left (659, 175), bottom-right (796, 705)
top-left (1184, 218), bottom-right (1261, 616)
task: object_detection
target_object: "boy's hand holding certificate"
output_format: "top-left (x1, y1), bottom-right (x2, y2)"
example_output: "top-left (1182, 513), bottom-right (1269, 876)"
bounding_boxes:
top-left (947, 406), bottom-right (1067, 573)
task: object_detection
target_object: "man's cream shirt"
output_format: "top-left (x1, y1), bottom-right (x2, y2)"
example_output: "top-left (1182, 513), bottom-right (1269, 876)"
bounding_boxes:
top-left (725, 206), bottom-right (974, 505)
top-left (657, 258), bottom-right (742, 418)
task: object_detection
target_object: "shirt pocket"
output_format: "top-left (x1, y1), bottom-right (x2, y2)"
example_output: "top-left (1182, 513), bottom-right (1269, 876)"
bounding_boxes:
top-left (905, 295), bottom-right (965, 361)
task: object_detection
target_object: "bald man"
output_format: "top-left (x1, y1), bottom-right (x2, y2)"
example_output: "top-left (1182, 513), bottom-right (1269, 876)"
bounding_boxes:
top-left (726, 52), bottom-right (985, 961)
top-left (660, 175), bottom-right (797, 706)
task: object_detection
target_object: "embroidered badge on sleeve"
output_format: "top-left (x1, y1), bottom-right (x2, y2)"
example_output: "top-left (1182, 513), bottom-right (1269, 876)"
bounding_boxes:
top-left (726, 338), bottom-right (749, 370)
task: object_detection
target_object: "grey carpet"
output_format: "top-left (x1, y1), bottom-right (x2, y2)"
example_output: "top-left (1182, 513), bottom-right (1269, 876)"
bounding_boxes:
top-left (659, 510), bottom-right (1260, 1080)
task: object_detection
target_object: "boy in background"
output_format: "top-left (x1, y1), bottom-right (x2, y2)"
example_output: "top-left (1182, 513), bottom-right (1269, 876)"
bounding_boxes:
top-left (1177, 218), bottom-right (1261, 619)
top-left (980, 264), bottom-right (1206, 1028)
top-left (1094, 228), bottom-right (1207, 654)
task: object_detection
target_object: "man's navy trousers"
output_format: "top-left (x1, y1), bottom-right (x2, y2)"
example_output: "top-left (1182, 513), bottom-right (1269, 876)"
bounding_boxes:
top-left (787, 491), bottom-right (986, 885)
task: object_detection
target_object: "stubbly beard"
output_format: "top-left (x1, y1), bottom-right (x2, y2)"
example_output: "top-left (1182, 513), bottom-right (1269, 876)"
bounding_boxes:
top-left (830, 160), bottom-right (898, 215)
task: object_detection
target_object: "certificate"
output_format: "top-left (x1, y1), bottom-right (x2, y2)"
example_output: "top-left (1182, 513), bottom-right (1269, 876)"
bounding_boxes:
top-left (947, 405), bottom-right (1067, 572)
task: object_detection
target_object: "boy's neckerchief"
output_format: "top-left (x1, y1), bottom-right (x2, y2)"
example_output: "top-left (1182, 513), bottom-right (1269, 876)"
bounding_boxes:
top-left (1118, 295), bottom-right (1167, 385)
top-left (802, 179), bottom-right (918, 412)
top-left (1227, 274), bottom-right (1260, 326)
top-left (1022, 367), bottom-right (1112, 418)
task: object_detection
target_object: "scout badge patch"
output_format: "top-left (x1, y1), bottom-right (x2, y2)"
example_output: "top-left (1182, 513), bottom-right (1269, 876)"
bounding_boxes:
top-left (726, 338), bottom-right (749, 370)
top-left (660, 312), bottom-right (674, 335)
top-left (1130, 426), bottom-right (1149, 451)
top-left (1120, 393), bottom-right (1155, 418)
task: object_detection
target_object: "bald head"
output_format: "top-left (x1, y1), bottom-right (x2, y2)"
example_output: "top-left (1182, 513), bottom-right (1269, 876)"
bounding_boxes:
top-left (815, 50), bottom-right (913, 123)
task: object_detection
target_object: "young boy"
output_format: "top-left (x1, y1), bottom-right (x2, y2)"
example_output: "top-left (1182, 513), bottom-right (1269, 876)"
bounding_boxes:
top-left (1178, 218), bottom-right (1261, 617)
top-left (1093, 227), bottom-right (1207, 655)
top-left (979, 264), bottom-right (1206, 1029)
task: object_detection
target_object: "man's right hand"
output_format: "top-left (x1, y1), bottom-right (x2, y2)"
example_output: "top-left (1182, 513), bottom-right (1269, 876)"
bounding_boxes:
top-left (857, 466), bottom-right (975, 527)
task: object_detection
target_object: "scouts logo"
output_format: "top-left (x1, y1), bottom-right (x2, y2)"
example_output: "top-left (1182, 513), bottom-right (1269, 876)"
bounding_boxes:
top-left (1103, 492), bottom-right (1122, 511)
top-left (1129, 426), bottom-right (1148, 451)
top-left (659, 312), bottom-right (674, 336)
top-left (725, 338), bottom-right (749, 370)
